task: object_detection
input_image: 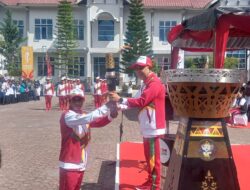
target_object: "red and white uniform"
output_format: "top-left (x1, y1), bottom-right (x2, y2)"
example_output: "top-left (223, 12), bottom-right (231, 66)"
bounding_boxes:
top-left (65, 82), bottom-right (71, 109)
top-left (119, 72), bottom-right (166, 190)
top-left (94, 81), bottom-right (102, 108)
top-left (75, 83), bottom-right (85, 96)
top-left (44, 82), bottom-right (54, 111)
top-left (44, 82), bottom-right (54, 96)
top-left (59, 105), bottom-right (113, 190)
top-left (58, 83), bottom-right (67, 110)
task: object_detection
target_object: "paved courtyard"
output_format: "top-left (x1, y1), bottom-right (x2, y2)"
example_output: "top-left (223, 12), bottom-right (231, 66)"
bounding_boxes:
top-left (0, 95), bottom-right (249, 190)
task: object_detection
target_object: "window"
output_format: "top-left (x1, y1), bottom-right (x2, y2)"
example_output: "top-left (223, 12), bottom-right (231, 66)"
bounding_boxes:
top-left (158, 57), bottom-right (170, 70)
top-left (106, 0), bottom-right (117, 4)
top-left (74, 20), bottom-right (84, 40)
top-left (37, 56), bottom-right (55, 76)
top-left (226, 50), bottom-right (246, 69)
top-left (92, 0), bottom-right (105, 3)
top-left (68, 57), bottom-right (85, 77)
top-left (159, 21), bottom-right (177, 42)
top-left (94, 57), bottom-right (119, 79)
top-left (13, 20), bottom-right (24, 37)
top-left (98, 20), bottom-right (114, 41)
top-left (35, 19), bottom-right (53, 40)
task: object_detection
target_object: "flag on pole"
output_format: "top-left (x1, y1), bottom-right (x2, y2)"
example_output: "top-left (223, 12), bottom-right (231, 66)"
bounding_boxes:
top-left (46, 52), bottom-right (52, 77)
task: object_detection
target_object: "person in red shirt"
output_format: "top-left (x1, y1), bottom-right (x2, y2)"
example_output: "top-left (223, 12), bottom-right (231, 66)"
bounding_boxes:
top-left (109, 56), bottom-right (166, 190)
top-left (59, 88), bottom-right (117, 190)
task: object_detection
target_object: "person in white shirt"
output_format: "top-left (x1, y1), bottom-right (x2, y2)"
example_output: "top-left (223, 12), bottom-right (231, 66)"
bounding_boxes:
top-left (59, 88), bottom-right (118, 190)
top-left (44, 77), bottom-right (54, 111)
top-left (57, 77), bottom-right (67, 111)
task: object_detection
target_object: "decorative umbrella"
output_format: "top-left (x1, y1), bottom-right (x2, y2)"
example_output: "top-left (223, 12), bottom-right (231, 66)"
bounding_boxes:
top-left (168, 7), bottom-right (250, 68)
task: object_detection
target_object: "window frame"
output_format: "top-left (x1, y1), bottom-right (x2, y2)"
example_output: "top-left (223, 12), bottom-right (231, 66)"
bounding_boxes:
top-left (37, 56), bottom-right (55, 76)
top-left (13, 20), bottom-right (24, 37)
top-left (159, 20), bottom-right (177, 42)
top-left (98, 20), bottom-right (114, 41)
top-left (35, 19), bottom-right (53, 40)
top-left (74, 19), bottom-right (84, 40)
top-left (68, 57), bottom-right (85, 77)
top-left (226, 50), bottom-right (247, 69)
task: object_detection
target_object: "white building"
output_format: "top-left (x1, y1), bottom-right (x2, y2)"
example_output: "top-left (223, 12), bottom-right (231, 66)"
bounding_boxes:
top-left (0, 0), bottom-right (228, 83)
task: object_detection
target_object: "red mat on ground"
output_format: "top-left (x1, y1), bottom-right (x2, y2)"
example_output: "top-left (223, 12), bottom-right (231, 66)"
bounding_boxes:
top-left (229, 122), bottom-right (250, 128)
top-left (119, 142), bottom-right (250, 190)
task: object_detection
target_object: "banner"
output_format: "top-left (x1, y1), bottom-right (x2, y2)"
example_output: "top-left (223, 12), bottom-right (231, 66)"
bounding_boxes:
top-left (21, 46), bottom-right (34, 79)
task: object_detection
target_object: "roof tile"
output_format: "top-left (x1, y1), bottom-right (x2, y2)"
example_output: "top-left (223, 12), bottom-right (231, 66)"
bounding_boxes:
top-left (0, 0), bottom-right (75, 6)
top-left (0, 0), bottom-right (213, 8)
top-left (143, 0), bottom-right (213, 9)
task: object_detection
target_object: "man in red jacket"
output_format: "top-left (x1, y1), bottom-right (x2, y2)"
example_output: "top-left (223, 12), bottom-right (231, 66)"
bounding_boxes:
top-left (59, 88), bottom-right (117, 190)
top-left (109, 56), bottom-right (166, 190)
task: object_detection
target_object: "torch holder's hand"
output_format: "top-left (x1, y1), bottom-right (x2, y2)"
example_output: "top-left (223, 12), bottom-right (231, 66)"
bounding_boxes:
top-left (106, 100), bottom-right (119, 118)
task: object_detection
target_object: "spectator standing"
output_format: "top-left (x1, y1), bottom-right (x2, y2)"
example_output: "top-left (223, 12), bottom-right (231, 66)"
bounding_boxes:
top-left (34, 80), bottom-right (41, 100)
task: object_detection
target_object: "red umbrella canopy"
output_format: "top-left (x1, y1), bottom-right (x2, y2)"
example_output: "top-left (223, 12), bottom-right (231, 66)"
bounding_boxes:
top-left (168, 7), bottom-right (250, 68)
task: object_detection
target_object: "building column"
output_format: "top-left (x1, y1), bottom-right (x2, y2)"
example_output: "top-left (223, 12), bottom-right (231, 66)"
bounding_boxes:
top-left (119, 5), bottom-right (124, 82)
top-left (86, 4), bottom-right (92, 82)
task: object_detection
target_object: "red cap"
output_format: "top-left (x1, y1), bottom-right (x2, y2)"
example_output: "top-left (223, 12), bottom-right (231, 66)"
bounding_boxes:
top-left (129, 56), bottom-right (153, 69)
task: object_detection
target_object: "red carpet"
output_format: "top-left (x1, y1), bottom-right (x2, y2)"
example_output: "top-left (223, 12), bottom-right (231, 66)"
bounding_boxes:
top-left (118, 142), bottom-right (250, 190)
top-left (229, 122), bottom-right (250, 128)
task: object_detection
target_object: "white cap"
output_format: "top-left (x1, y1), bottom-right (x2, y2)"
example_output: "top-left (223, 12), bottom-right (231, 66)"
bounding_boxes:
top-left (70, 89), bottom-right (85, 100)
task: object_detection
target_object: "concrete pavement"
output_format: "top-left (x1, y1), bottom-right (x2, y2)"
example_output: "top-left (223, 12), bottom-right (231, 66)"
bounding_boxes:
top-left (0, 95), bottom-right (249, 190)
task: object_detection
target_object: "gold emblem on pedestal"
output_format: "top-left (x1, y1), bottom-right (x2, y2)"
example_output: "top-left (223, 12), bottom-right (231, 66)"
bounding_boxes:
top-left (190, 125), bottom-right (223, 137)
top-left (201, 170), bottom-right (217, 190)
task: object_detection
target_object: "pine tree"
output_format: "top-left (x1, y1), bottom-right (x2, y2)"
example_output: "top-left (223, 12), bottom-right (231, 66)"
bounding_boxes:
top-left (120, 0), bottom-right (152, 73)
top-left (54, 0), bottom-right (78, 77)
top-left (0, 10), bottom-right (26, 76)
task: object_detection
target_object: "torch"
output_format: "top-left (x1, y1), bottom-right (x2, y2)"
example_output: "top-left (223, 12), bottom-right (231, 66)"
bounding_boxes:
top-left (105, 53), bottom-right (116, 91)
top-left (105, 53), bottom-right (123, 141)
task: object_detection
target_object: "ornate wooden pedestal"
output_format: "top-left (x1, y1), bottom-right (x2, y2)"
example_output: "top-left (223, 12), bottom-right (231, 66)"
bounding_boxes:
top-left (163, 117), bottom-right (240, 190)
top-left (161, 69), bottom-right (246, 190)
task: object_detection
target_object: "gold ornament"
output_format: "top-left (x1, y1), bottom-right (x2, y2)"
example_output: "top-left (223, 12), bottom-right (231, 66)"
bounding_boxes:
top-left (201, 170), bottom-right (218, 190)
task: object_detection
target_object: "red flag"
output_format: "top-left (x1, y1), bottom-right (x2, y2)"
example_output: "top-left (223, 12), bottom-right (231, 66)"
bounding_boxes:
top-left (46, 52), bottom-right (52, 77)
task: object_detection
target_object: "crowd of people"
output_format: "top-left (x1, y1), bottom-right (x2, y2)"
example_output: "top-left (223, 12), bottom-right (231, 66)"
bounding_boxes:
top-left (42, 76), bottom-right (108, 111)
top-left (93, 76), bottom-right (108, 108)
top-left (43, 77), bottom-right (87, 111)
top-left (0, 76), bottom-right (41, 105)
top-left (2, 55), bottom-right (250, 190)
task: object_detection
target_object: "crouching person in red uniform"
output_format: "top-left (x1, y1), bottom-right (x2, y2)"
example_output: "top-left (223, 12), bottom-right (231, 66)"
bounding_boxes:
top-left (109, 56), bottom-right (166, 190)
top-left (59, 88), bottom-right (118, 190)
